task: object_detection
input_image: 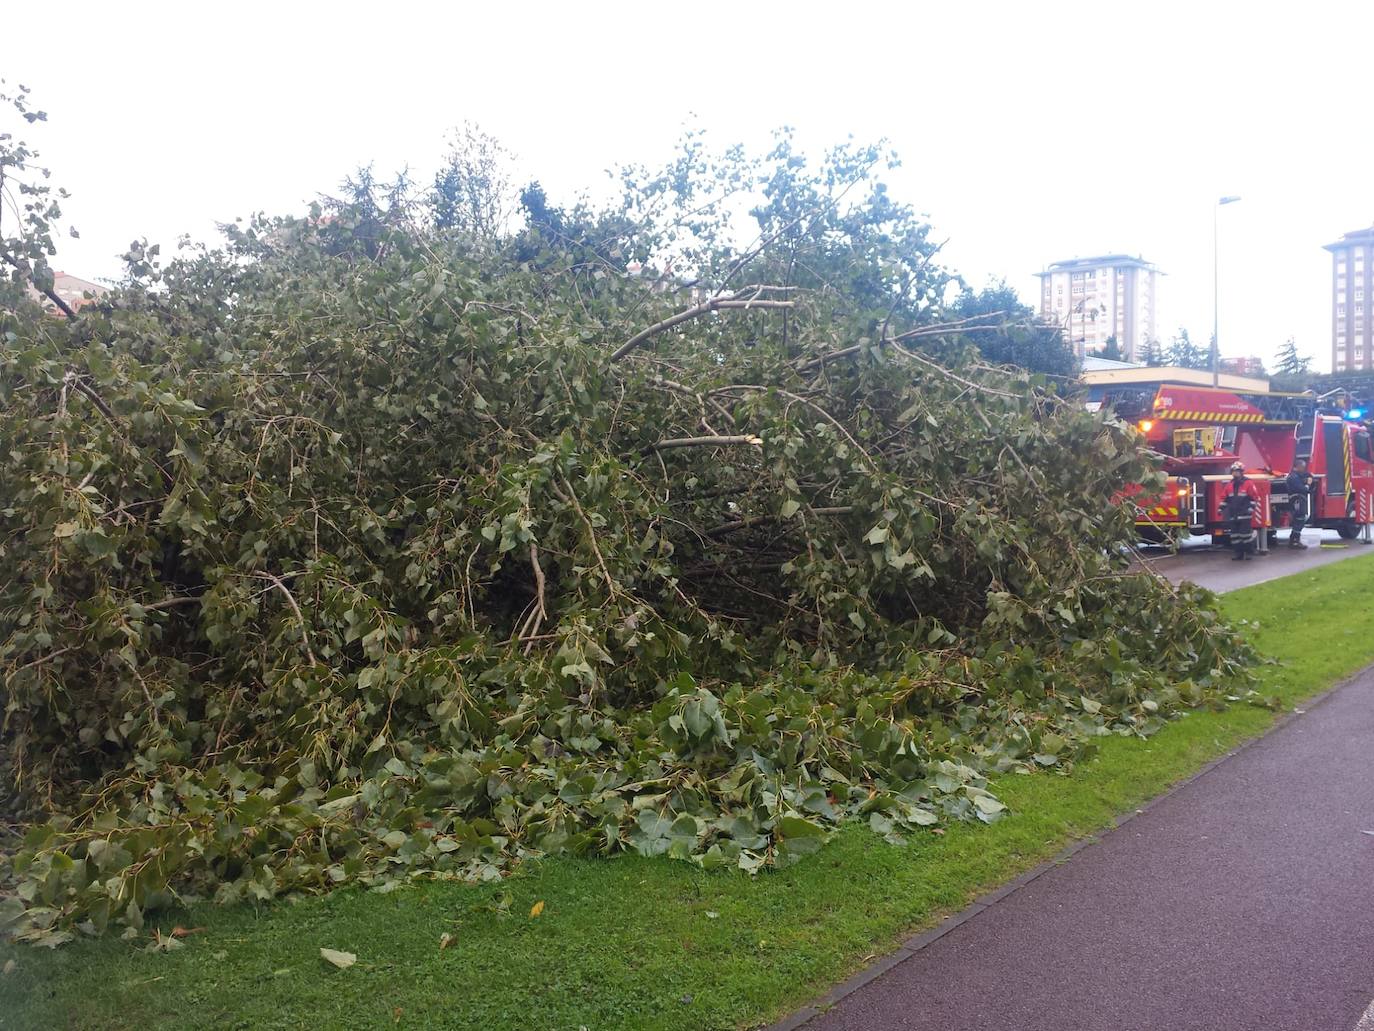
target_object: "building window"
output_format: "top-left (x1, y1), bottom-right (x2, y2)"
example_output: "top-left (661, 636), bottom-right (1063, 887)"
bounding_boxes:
top-left (1338, 305), bottom-right (1346, 316)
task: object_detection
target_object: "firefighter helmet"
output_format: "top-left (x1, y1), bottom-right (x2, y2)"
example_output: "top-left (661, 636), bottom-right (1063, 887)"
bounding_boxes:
top-left (1229, 461), bottom-right (1245, 473)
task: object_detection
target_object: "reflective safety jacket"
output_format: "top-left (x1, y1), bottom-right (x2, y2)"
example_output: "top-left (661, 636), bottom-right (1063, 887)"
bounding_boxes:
top-left (1221, 477), bottom-right (1263, 529)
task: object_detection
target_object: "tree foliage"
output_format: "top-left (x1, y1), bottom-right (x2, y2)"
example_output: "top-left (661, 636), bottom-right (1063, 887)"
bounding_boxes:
top-left (0, 105), bottom-right (1255, 944)
top-left (1098, 336), bottom-right (1124, 362)
top-left (1165, 328), bottom-right (1207, 370)
top-left (0, 80), bottom-right (75, 317)
top-left (431, 122), bottom-right (515, 242)
top-left (1274, 336), bottom-right (1311, 379)
top-left (948, 282), bottom-right (1078, 379)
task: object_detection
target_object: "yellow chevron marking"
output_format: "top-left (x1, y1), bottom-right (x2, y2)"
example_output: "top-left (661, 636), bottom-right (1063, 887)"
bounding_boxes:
top-left (1158, 410), bottom-right (1261, 423)
top-left (1345, 431), bottom-right (1352, 512)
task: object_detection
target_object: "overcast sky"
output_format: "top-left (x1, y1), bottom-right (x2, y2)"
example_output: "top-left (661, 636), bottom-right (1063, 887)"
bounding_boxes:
top-left (8, 1), bottom-right (1370, 371)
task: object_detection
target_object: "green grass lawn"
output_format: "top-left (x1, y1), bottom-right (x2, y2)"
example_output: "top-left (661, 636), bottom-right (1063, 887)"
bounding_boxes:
top-left (3, 554), bottom-right (1373, 1031)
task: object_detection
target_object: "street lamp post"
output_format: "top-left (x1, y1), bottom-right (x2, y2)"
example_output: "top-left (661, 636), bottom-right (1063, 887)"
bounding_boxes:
top-left (1213, 195), bottom-right (1242, 386)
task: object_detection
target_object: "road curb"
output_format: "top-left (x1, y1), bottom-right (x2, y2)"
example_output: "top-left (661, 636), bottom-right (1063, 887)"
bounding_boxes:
top-left (759, 666), bottom-right (1365, 1031)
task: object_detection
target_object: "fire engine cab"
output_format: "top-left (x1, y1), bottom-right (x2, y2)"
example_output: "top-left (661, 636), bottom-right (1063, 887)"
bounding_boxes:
top-left (1084, 369), bottom-right (1374, 545)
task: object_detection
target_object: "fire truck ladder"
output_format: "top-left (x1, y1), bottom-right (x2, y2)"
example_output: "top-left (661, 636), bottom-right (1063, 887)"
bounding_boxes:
top-left (1294, 409), bottom-right (1317, 463)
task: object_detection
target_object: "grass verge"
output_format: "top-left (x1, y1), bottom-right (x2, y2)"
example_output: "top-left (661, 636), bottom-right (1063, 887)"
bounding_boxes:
top-left (3, 553), bottom-right (1373, 1031)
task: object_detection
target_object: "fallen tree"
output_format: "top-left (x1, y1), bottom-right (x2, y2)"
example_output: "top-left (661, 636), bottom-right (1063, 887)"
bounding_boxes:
top-left (0, 122), bottom-right (1255, 944)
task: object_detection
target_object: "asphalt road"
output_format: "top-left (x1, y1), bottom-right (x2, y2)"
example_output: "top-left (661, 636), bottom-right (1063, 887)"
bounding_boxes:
top-left (1137, 528), bottom-right (1374, 593)
top-left (794, 665), bottom-right (1374, 1031)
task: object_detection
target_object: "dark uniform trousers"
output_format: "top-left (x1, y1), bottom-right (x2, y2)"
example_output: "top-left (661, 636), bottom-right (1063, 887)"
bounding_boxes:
top-left (1284, 472), bottom-right (1311, 542)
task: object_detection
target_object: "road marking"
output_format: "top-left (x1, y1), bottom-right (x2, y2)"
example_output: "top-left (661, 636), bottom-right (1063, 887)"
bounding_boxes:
top-left (1353, 997), bottom-right (1374, 1031)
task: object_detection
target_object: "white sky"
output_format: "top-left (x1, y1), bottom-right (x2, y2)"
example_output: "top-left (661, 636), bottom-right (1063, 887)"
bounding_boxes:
top-left (8, 0), bottom-right (1371, 371)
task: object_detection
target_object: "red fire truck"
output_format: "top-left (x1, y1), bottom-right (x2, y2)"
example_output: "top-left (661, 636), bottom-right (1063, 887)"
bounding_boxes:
top-left (1085, 378), bottom-right (1374, 545)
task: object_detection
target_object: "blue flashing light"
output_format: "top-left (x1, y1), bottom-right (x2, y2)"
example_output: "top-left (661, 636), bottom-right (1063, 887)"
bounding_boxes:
top-left (1346, 408), bottom-right (1365, 420)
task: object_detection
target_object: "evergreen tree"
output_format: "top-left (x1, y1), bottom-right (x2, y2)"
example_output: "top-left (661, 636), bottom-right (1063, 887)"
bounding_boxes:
top-left (1275, 336), bottom-right (1311, 378)
top-left (1165, 329), bottom-right (1207, 369)
top-left (1098, 336), bottom-right (1125, 362)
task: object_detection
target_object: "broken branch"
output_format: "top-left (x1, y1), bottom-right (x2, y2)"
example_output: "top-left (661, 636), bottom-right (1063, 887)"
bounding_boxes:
top-left (613, 289), bottom-right (794, 362)
top-left (646, 434), bottom-right (763, 453)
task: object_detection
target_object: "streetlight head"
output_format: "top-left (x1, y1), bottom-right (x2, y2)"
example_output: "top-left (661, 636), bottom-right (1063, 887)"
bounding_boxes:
top-left (1219, 195), bottom-right (1242, 205)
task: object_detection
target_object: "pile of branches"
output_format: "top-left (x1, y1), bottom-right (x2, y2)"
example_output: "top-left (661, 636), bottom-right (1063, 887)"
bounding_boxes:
top-left (0, 132), bottom-right (1255, 944)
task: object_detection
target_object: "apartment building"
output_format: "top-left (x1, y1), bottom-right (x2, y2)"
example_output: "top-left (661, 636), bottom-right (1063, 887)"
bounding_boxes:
top-left (1219, 356), bottom-right (1266, 377)
top-left (1325, 226), bottom-right (1374, 373)
top-left (26, 270), bottom-right (108, 314)
top-left (1035, 254), bottom-right (1160, 361)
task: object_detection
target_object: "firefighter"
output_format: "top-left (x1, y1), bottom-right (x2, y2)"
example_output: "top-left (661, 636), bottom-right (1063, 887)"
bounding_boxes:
top-left (1220, 461), bottom-right (1262, 561)
top-left (1284, 457), bottom-right (1313, 549)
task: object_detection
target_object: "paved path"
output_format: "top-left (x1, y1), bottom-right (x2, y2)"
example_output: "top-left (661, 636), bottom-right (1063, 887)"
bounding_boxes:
top-left (1138, 528), bottom-right (1373, 594)
top-left (787, 665), bottom-right (1374, 1031)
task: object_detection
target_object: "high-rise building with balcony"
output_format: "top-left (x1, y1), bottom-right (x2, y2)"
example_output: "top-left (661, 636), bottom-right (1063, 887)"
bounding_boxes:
top-left (1035, 254), bottom-right (1160, 361)
top-left (1325, 226), bottom-right (1374, 374)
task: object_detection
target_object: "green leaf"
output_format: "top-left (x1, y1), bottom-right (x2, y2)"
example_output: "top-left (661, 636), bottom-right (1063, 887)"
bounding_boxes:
top-left (682, 700), bottom-right (710, 739)
top-left (776, 815), bottom-right (826, 839)
top-left (972, 795), bottom-right (1007, 822)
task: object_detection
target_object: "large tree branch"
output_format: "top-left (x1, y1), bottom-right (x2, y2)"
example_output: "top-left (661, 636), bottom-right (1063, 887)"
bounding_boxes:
top-left (69, 376), bottom-right (118, 422)
top-left (706, 505), bottom-right (853, 537)
top-left (252, 571), bottom-right (318, 667)
top-left (646, 434), bottom-right (763, 454)
top-left (794, 314), bottom-right (1011, 374)
top-left (3, 252), bottom-right (78, 319)
top-left (142, 596), bottom-right (203, 612)
top-left (612, 288), bottom-right (794, 362)
top-left (518, 542), bottom-right (549, 653)
top-left (888, 340), bottom-right (1022, 400)
top-left (64, 373), bottom-right (177, 488)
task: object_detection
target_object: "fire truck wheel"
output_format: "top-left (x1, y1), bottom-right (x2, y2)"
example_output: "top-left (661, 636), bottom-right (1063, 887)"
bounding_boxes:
top-left (1337, 521), bottom-right (1361, 540)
